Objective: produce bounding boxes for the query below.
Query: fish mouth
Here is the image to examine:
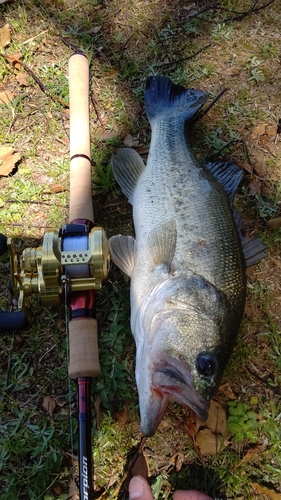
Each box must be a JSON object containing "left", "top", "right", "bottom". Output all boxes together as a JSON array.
[
  {"left": 153, "top": 366, "right": 210, "bottom": 421},
  {"left": 140, "top": 357, "right": 209, "bottom": 437}
]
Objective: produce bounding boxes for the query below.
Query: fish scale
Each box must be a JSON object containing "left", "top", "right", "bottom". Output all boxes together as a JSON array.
[{"left": 109, "top": 75, "right": 266, "bottom": 436}]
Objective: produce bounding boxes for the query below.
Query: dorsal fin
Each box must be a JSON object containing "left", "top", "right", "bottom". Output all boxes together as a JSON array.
[
  {"left": 234, "top": 210, "right": 267, "bottom": 267},
  {"left": 206, "top": 160, "right": 243, "bottom": 203}
]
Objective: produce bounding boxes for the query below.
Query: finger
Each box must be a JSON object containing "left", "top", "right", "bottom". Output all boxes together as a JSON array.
[
  {"left": 173, "top": 490, "right": 213, "bottom": 500},
  {"left": 129, "top": 475, "right": 154, "bottom": 500}
]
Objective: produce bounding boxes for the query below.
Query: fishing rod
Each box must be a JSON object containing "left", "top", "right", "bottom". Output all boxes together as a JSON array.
[{"left": 0, "top": 52, "right": 109, "bottom": 499}]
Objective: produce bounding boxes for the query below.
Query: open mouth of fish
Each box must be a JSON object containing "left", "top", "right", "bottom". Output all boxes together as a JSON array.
[{"left": 140, "top": 357, "right": 210, "bottom": 436}]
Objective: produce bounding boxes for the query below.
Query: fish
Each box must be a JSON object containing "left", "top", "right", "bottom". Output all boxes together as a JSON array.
[{"left": 109, "top": 75, "right": 266, "bottom": 437}]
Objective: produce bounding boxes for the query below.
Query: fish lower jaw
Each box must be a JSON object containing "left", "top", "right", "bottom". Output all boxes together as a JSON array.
[{"left": 152, "top": 383, "right": 209, "bottom": 423}]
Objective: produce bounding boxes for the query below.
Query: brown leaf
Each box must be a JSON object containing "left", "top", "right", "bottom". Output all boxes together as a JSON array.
[
  {"left": 68, "top": 477, "right": 79, "bottom": 499},
  {"left": 52, "top": 485, "right": 62, "bottom": 495},
  {"left": 50, "top": 183, "right": 67, "bottom": 193},
  {"left": 250, "top": 482, "right": 281, "bottom": 500},
  {"left": 0, "top": 89, "right": 14, "bottom": 105},
  {"left": 100, "top": 130, "right": 119, "bottom": 140},
  {"left": 266, "top": 125, "right": 277, "bottom": 138},
  {"left": 195, "top": 428, "right": 230, "bottom": 456},
  {"left": 0, "top": 24, "right": 11, "bottom": 48},
  {"left": 251, "top": 123, "right": 267, "bottom": 140},
  {"left": 113, "top": 404, "right": 130, "bottom": 426},
  {"left": 131, "top": 451, "right": 149, "bottom": 479},
  {"left": 199, "top": 399, "right": 227, "bottom": 435},
  {"left": 236, "top": 161, "right": 253, "bottom": 175},
  {"left": 124, "top": 134, "right": 139, "bottom": 147},
  {"left": 16, "top": 71, "right": 28, "bottom": 86},
  {"left": 236, "top": 446, "right": 263, "bottom": 468},
  {"left": 6, "top": 52, "right": 22, "bottom": 69},
  {"left": 175, "top": 452, "right": 185, "bottom": 472},
  {"left": 0, "top": 146, "right": 21, "bottom": 176},
  {"left": 267, "top": 217, "right": 281, "bottom": 230},
  {"left": 248, "top": 177, "right": 262, "bottom": 196},
  {"left": 42, "top": 395, "right": 56, "bottom": 418}
]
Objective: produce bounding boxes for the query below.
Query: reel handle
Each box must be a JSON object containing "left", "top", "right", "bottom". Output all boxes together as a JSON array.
[{"left": 0, "top": 233, "right": 29, "bottom": 332}]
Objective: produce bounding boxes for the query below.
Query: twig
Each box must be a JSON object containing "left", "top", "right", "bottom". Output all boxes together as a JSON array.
[
  {"left": 58, "top": 34, "right": 81, "bottom": 53},
  {"left": 118, "top": 33, "right": 135, "bottom": 69},
  {"left": 194, "top": 87, "right": 228, "bottom": 122},
  {"left": 155, "top": 43, "right": 213, "bottom": 69},
  {"left": 21, "top": 29, "right": 49, "bottom": 45},
  {"left": 0, "top": 53, "right": 69, "bottom": 108},
  {"left": 189, "top": 0, "right": 277, "bottom": 23},
  {"left": 90, "top": 92, "right": 105, "bottom": 128}
]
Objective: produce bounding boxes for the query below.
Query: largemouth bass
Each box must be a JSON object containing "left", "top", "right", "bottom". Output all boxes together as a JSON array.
[{"left": 109, "top": 76, "right": 266, "bottom": 437}]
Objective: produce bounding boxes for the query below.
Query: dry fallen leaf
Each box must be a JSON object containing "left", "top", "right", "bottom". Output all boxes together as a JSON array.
[
  {"left": 267, "top": 217, "right": 281, "bottom": 230},
  {"left": 236, "top": 161, "right": 253, "bottom": 175},
  {"left": 266, "top": 125, "right": 278, "bottom": 137},
  {"left": 248, "top": 176, "right": 262, "bottom": 196},
  {"left": 0, "top": 24, "right": 11, "bottom": 48},
  {"left": 50, "top": 183, "right": 67, "bottom": 193},
  {"left": 197, "top": 399, "right": 227, "bottom": 435},
  {"left": 68, "top": 477, "right": 79, "bottom": 499},
  {"left": 6, "top": 52, "right": 22, "bottom": 69},
  {"left": 42, "top": 395, "right": 57, "bottom": 418},
  {"left": 195, "top": 428, "right": 230, "bottom": 456},
  {"left": 0, "top": 146, "right": 21, "bottom": 176},
  {"left": 16, "top": 71, "right": 29, "bottom": 86},
  {"left": 113, "top": 404, "right": 130, "bottom": 426},
  {"left": 250, "top": 482, "right": 281, "bottom": 500},
  {"left": 124, "top": 133, "right": 139, "bottom": 147},
  {"left": 251, "top": 123, "right": 267, "bottom": 140},
  {"left": 0, "top": 89, "right": 14, "bottom": 105},
  {"left": 236, "top": 446, "right": 263, "bottom": 468}
]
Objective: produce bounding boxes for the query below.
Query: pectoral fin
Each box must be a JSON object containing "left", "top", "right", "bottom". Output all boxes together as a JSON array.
[
  {"left": 109, "top": 234, "right": 136, "bottom": 277},
  {"left": 111, "top": 148, "right": 146, "bottom": 203},
  {"left": 147, "top": 221, "right": 177, "bottom": 271}
]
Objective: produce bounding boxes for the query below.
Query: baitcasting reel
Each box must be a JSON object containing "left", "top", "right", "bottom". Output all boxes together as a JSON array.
[{"left": 0, "top": 223, "right": 109, "bottom": 329}]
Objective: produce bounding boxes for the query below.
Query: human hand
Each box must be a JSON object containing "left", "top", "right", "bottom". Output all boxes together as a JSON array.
[{"left": 129, "top": 475, "right": 213, "bottom": 500}]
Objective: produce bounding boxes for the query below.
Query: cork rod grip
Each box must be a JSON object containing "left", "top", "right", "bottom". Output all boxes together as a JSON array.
[
  {"left": 68, "top": 317, "right": 100, "bottom": 379},
  {"left": 68, "top": 53, "right": 94, "bottom": 224}
]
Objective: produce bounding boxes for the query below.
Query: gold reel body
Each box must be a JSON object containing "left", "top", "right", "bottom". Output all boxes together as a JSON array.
[{"left": 8, "top": 226, "right": 109, "bottom": 309}]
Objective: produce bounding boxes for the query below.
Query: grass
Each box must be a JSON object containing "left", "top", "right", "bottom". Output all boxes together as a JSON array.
[{"left": 0, "top": 0, "right": 281, "bottom": 498}]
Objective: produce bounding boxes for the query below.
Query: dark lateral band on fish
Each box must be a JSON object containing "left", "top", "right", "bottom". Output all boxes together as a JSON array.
[{"left": 109, "top": 75, "right": 266, "bottom": 437}]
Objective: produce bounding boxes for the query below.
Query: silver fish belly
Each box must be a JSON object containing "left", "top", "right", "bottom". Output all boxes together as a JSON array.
[{"left": 109, "top": 76, "right": 265, "bottom": 436}]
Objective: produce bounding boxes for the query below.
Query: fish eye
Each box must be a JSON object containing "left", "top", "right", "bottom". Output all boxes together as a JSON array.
[{"left": 196, "top": 352, "right": 218, "bottom": 378}]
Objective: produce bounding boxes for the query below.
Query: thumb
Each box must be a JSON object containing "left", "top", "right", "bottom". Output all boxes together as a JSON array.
[{"left": 129, "top": 475, "right": 154, "bottom": 500}]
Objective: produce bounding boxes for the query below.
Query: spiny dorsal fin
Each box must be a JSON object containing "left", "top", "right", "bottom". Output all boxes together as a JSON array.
[
  {"left": 111, "top": 148, "right": 146, "bottom": 203},
  {"left": 206, "top": 160, "right": 243, "bottom": 204},
  {"left": 109, "top": 234, "right": 136, "bottom": 277}
]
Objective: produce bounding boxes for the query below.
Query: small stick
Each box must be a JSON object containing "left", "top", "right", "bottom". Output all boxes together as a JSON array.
[
  {"left": 155, "top": 43, "right": 213, "bottom": 69},
  {"left": 90, "top": 91, "right": 105, "bottom": 129},
  {"left": 0, "top": 53, "right": 68, "bottom": 107},
  {"left": 193, "top": 87, "right": 227, "bottom": 122}
]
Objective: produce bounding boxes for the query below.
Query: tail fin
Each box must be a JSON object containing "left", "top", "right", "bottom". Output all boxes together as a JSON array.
[{"left": 145, "top": 75, "right": 209, "bottom": 123}]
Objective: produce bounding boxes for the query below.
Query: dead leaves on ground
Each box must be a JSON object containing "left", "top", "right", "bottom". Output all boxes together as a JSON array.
[
  {"left": 0, "top": 24, "right": 11, "bottom": 48},
  {"left": 42, "top": 395, "right": 57, "bottom": 418},
  {"left": 194, "top": 400, "right": 230, "bottom": 456},
  {"left": 0, "top": 146, "right": 21, "bottom": 176}
]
